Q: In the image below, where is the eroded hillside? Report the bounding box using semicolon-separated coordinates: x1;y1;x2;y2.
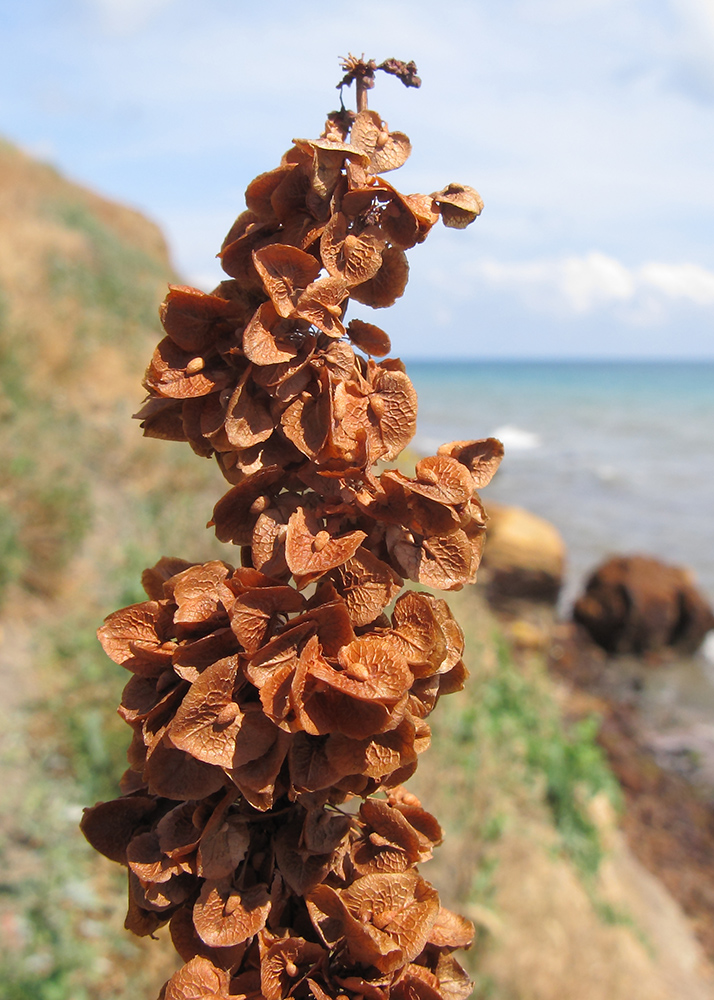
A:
0;140;712;1000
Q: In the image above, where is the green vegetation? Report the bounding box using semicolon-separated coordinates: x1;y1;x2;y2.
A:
0;591;185;998
0;355;90;601
486;635;621;878
415;598;628;989
427;613;621;880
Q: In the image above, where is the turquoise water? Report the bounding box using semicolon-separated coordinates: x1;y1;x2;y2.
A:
406;361;714;609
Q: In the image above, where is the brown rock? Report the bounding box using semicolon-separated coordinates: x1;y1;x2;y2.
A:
573;555;714;656
479;503;565;604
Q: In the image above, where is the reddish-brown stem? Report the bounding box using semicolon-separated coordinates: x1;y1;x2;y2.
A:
356;75;369;112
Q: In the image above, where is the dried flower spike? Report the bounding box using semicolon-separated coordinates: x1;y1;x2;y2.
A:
84;59;499;1000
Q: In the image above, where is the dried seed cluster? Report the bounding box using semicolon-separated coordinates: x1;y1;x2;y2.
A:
82;65;500;1000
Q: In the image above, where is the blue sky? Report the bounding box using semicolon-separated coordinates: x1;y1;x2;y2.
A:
2;0;713;357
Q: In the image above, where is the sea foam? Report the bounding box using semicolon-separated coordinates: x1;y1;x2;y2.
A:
491;425;541;451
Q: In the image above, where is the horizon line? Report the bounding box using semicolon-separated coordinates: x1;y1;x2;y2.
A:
399;355;714;364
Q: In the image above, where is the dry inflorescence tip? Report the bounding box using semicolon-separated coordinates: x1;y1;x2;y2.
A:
81;57;501;1000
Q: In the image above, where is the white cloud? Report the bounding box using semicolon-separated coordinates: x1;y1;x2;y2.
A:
468;252;714;321
640;261;714;304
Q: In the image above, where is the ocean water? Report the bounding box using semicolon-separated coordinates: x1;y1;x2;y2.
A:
406;361;714;611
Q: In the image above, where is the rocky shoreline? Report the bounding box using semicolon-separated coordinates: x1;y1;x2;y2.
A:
479;500;714;963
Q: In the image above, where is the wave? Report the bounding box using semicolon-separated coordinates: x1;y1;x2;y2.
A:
702;632;714;670
491;425;541;451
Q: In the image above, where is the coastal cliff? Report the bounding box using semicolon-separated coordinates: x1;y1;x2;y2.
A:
0;140;711;999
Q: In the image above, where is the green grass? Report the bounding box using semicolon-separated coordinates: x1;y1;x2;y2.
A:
488;636;621;878
431;620;621;880
42;615;130;804
417;600;627;969
0;381;93;601
0;595;180;999
411;603;637;991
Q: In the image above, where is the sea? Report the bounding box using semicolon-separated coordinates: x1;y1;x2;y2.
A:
406;360;714;614
408;360;714;771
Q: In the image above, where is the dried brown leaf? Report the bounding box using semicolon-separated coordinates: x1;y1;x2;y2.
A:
428;907;475;949
436;437;504;488
388;529;476;591
126;829;188;885
170;561;234;631
218;216;279;289
193;881;271;948
223;373;275;449
80;796;158;864
167;657;242;768
367;363;418;462
171;628;240;683
253;245;321;318
210;467;283;545
281;380;332;461
433;954;474;1000
135;396;187;443
245;165;295;221
271;166;311;223
160;285;247;353
327;718;418;782
224;710;290;808
142;558;197;601
285;506;366;578
294;275;349;338
242;301;305;366
144;338;230;400
390;591;447;677
432;183;484;229
259;933;327;1000
156;801;204;860
197;814;250;881
332;547;403;627
169;907;247;969
230;585;305;653
351;246;409;309
98;601;175;670
350;110;412;173
320;213;386;286
288;732;355;793
144;736;227;801
347;318;391;357
411;456;475;505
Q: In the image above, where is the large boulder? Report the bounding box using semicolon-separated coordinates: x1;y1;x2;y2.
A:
479;503;566;604
573;555;714;656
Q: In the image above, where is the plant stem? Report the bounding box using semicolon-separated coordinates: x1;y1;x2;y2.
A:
356;75;369;112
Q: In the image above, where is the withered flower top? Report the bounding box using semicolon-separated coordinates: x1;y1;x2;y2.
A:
136;87;483;487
